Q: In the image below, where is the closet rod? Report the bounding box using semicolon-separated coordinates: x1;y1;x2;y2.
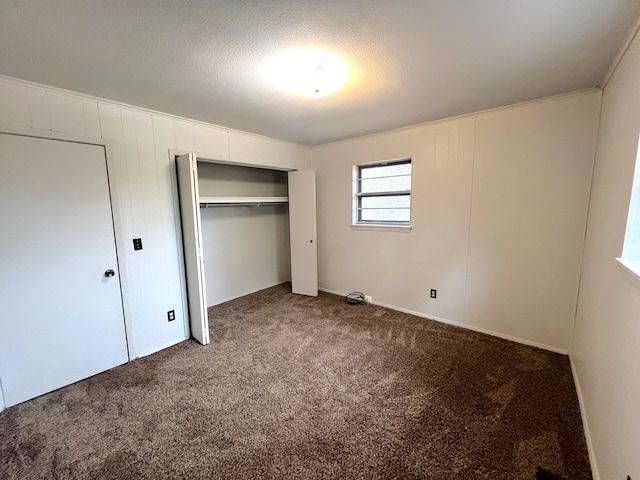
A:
198;196;289;208
200;202;288;208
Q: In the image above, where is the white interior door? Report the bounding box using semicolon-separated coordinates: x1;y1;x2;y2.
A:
288;170;318;296
176;153;209;345
0;133;129;408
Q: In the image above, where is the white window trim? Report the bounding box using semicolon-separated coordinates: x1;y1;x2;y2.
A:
351;224;412;232
616;257;640;284
352;157;412;228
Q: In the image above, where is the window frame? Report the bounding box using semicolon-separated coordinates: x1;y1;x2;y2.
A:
353;157;412;227
617;133;640;280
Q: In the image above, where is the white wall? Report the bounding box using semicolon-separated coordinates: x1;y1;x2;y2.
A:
312;90;601;352
571;24;640;480
0;75;311;360
201;206;291;305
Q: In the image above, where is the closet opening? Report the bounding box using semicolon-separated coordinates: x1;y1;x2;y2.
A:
175;153;317;346
198;161;292;307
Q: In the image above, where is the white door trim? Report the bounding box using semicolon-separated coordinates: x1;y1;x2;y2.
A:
168;148;298;339
168;149;192;340
0;123;136;359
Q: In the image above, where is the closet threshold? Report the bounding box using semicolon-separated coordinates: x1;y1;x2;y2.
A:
199;196;289;207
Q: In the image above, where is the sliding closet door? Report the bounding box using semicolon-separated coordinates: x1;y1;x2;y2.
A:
288;170;318;296
176;153;209;345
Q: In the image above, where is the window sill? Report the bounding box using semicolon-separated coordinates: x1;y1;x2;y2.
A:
351;224;412;233
615;257;640;283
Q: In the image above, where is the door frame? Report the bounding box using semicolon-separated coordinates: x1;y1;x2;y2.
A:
168;148;296;339
0;124;134;359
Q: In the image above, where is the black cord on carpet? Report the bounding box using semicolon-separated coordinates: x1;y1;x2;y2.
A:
344;292;367;305
536;467;566;480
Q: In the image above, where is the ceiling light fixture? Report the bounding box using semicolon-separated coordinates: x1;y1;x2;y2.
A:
271;52;349;99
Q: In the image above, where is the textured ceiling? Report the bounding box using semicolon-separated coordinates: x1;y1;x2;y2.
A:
1;1;639;146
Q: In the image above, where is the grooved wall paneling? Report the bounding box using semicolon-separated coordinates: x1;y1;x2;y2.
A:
0;76;311;358
312;91;600;351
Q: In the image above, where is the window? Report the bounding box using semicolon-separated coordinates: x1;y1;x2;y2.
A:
618;133;640;278
622;134;640;260
354;158;412;226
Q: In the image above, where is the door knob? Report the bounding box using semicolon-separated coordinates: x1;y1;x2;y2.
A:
104;269;115;277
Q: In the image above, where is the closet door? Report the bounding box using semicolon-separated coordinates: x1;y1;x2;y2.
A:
176;153;209;345
288;170;318;296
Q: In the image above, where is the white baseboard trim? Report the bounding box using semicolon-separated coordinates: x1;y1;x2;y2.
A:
207;280;291;308
569;354;600;480
137;336;189;358
319;287;569;355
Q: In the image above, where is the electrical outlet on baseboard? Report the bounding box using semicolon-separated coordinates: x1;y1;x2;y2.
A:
364;295;372;303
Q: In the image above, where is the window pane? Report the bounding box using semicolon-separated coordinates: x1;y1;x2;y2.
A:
360;208;410;223
360;162;411;179
623;138;640;259
355;159;412;226
360;176;410;193
361;195;410;209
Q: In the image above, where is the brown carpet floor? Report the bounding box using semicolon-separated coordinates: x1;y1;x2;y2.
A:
1;284;591;479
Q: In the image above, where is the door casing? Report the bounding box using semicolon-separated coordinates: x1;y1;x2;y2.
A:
0;126;136;392
169;149;317;341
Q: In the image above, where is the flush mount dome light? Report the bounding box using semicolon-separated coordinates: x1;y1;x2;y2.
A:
273;52;348;99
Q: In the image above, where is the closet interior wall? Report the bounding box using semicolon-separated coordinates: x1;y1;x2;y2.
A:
197;161;291;306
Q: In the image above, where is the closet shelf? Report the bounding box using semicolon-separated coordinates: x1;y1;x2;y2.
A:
199;196;289;207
